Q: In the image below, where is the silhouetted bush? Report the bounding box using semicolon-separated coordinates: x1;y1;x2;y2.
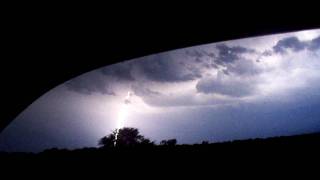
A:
201;141;209;145
98;127;154;148
160;139;177;146
98;133;116;148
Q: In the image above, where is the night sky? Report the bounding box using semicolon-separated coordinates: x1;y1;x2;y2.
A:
1;29;320;152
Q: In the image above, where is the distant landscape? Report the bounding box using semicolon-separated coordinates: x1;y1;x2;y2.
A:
1;127;320;163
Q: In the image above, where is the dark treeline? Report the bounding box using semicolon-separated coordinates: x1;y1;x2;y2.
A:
1;128;320;175
1;128;320;162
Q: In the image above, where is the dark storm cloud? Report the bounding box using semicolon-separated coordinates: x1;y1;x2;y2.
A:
262;50;273;56
185;49;216;59
131;84;161;97
256;50;273;62
65;72;116;95
308;36;320;50
196;74;255;97
134;53;202;82
215;44;255;65
191;44;263;97
185;49;205;58
273;37;307;54
101;62;135;81
67;42;262;97
66;41;264;97
66;52;204;95
186;44;256;66
208;44;260;76
185;49;217;70
102;52;204;83
194;35;320;98
224;59;262;76
185;44;257;73
257;36;320;60
70;36;319;97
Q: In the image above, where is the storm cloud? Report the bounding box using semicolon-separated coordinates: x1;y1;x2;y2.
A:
215;44;255;65
66;52;205;95
101;61;135;81
196;73;256;97
134;53;202;82
272;35;320;54
65;72;116;95
66;32;320;103
273;36;307;54
131;84;161;97
309;36;320;50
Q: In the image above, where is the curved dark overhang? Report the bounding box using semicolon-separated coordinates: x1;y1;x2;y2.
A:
1;13;319;133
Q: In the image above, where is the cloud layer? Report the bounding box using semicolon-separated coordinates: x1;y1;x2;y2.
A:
65;30;320;108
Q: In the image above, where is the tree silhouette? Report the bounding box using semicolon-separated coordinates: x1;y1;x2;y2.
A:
160;139;177;146
98;133;116;148
201;141;209;145
98;127;154;148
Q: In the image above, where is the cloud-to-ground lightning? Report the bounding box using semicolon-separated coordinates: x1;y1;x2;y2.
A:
114;91;132;146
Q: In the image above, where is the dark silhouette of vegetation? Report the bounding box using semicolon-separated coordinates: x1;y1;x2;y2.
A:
98;133;115;148
160;139;177;146
98;127;154;148
1;127;320;168
201;141;209;145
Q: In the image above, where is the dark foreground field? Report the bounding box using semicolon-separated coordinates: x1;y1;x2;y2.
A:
1;133;320;173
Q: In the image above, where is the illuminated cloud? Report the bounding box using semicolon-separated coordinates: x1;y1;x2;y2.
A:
196;72;257;97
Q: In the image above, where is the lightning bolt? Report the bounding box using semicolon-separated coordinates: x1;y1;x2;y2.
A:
114;91;131;146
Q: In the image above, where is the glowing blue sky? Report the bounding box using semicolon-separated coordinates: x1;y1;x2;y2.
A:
1;29;320;152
